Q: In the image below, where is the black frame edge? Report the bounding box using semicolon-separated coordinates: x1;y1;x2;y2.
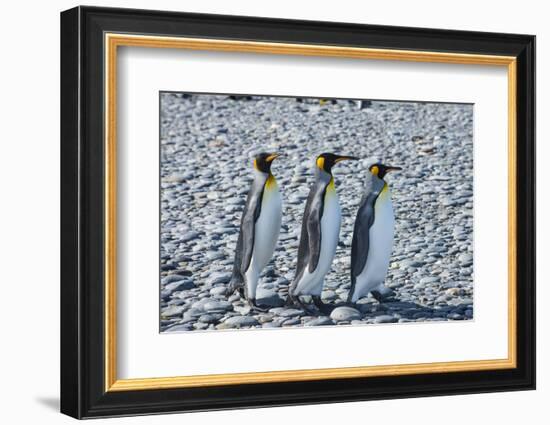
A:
515;35;536;391
60;6;82;419
60;6;536;419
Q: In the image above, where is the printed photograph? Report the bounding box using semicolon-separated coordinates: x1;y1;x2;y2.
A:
159;92;474;332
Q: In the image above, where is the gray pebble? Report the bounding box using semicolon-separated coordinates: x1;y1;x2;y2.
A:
419;276;440;285
207;272;232;285
161;305;185;318
202;300;233;313
330;306;362;322
218;316;259;329
374;315;398;324
164;279;195;293
210;286;228;296
306;316;334;326
164;324;192;332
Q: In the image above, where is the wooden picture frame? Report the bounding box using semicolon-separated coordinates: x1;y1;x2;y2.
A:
60;5;535;419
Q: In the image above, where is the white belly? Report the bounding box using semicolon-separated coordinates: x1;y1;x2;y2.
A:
295;188;341;296
245;182;282;297
351;188;394;302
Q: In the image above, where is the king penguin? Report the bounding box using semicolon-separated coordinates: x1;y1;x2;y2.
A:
289;153;358;312
348;163;401;304
229;152;282;310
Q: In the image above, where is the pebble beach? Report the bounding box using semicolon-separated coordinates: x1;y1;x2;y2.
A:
159;93;474;332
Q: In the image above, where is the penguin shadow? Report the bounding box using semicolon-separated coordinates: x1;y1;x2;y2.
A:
351;288;440;321
280;288;438;322
352;299;439;322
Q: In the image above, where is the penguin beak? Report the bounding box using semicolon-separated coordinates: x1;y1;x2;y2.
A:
266;153;280;162
334;155;359;163
386;166;402;172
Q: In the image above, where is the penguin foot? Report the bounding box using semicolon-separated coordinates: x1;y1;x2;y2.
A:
285;293;300;307
247;298;269;313
371;289;397;303
300;299;322;316
312;296;333;315
286;294;316;315
302;304;321;316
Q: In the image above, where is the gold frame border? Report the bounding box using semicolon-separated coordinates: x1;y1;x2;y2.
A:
104;33;518;392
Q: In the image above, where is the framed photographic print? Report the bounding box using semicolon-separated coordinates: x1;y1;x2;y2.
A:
60;6;535;419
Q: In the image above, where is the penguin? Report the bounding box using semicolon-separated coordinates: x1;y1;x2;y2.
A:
348;163;401;304
229;152;282;310
289;153;359;312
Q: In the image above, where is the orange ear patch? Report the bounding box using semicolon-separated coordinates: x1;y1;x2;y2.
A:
316;156;325;170
371;165;379;176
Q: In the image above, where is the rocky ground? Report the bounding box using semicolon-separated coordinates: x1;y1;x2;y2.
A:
159;93;474;332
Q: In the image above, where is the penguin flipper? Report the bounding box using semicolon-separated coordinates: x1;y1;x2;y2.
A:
306;203;322;273
290;201;313;295
233;180;265;279
290;179;327;295
306;182;328;273
229;228;245;294
241;191;263;273
349;191;379;301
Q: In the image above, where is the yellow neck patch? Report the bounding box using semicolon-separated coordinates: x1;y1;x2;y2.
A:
327;177;335;192
370;165;379;176
377;182;390;201
266;173;277;189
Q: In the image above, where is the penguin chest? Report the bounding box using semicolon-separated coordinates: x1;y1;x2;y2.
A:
354;187;395;299
250;181;282;271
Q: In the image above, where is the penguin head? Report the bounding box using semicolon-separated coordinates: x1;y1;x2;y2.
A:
369;163;402;179
253;152;280;174
316;153;359;174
